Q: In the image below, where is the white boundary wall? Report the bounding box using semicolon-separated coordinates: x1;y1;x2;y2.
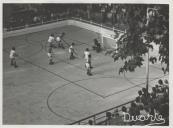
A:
68;20;115;37
3;20;70;38
3;19;115;39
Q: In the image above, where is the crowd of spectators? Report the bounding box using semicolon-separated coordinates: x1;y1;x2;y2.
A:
88;78;169;125
4;4;128;31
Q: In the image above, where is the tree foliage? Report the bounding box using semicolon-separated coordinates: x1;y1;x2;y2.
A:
106;4;169;74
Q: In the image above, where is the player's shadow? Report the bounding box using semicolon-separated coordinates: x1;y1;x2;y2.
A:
94;68;114;75
93;60;112;68
53;60;64;64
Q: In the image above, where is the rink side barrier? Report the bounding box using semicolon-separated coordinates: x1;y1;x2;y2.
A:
3;19;69;38
69;100;134;125
3;17;124;39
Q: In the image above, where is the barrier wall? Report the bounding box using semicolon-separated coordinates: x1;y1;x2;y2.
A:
3;20;70;38
68;20;115;38
3;19;115;39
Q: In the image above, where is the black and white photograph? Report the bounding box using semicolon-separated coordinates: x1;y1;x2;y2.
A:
1;0;172;126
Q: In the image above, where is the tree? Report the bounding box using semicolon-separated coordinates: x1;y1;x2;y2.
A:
106;4;169;75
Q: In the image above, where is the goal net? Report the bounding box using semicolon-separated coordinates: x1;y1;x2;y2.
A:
98;30;125;50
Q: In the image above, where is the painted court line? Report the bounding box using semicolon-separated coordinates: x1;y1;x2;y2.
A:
3;49;104;99
54;51;66;55
4;68;28;75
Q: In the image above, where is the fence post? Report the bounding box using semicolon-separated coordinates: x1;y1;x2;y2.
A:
93;116;96;124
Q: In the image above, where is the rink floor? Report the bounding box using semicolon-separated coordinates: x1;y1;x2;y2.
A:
3;25;168;124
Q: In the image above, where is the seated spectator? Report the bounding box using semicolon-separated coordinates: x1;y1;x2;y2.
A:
50;12;54;20
139;106;148;117
138;90;143;102
120;106;129;125
122;106;127;114
140;106;150;124
135;96;144;108
129;102;140;116
33;16;37;23
111;109;125;125
151;87;157;99
113;109;119;118
88;120;93;125
106;112;112;125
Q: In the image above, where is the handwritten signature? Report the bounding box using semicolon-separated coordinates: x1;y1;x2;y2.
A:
123;112;165;125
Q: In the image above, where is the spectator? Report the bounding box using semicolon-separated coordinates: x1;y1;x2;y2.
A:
138;90;143;102
135;96;144;108
164;79;168;85
129;102;140;116
155;84;161;93
88;120;93;125
151;87;157;99
158;79;163;86
113;109;119;117
106;112;112;125
92;38;101;52
141;88;148;106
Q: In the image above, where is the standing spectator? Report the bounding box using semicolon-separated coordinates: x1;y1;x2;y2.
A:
138;90;143;102
88;120;93;125
92;38;101;52
135;96;144;108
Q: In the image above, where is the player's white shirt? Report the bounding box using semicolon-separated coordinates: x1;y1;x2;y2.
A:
9;50;16;59
47;53;52;58
85;62;90;69
56;36;61;42
84;51;90;60
69;46;73;53
48;36;55;43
